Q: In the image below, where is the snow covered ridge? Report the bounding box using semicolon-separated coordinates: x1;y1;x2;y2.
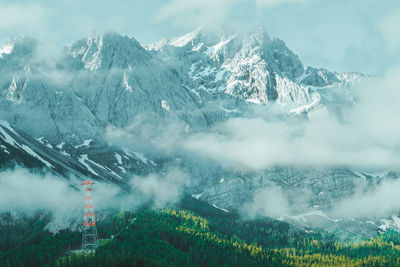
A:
0;28;391;235
0;26;362;144
169;28;202;47
0;120;53;168
0;43;13;58
146;26;361;109
0;120;158;188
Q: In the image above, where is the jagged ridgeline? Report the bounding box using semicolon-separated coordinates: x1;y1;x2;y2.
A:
1;25;399;266
0;26;363;194
0;26;359;143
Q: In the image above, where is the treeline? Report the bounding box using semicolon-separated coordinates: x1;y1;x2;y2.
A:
2;198;400;266
57;208;400;267
57;209;285;267
0;212;80;267
179;195;317;248
0;210;134;267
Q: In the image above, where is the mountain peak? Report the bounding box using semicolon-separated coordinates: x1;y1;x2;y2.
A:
169;27;203;47
146;24;271;52
68;30;146;71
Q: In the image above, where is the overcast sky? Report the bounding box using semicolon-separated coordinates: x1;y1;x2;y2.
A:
0;0;399;74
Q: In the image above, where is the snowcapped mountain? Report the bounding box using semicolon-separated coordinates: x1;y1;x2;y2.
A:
0;30;252;144
0;27;359;143
1;26;384;234
146;26;360;113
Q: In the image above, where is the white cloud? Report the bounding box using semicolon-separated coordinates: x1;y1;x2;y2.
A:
256;0;311;7
0;168;80;214
0;3;48;34
377;11;400;53
241;186;291;218
0;2;125;48
154;0;241;27
182;68;400;171
0;167;188;231
154;0;311;28
130;168;188;208
331;177;400;218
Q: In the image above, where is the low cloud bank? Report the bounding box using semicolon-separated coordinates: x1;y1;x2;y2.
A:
241;186;291;218
330;177;400;219
0;167;188;230
239;175;400;220
103;68;400;222
0;168;81;214
183;68;400;172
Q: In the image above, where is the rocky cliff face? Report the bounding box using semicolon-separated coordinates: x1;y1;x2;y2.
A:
0;27;359;142
1;27;387;234
147;26;359;110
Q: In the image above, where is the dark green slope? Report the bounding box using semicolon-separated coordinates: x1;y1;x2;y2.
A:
2;198;400;267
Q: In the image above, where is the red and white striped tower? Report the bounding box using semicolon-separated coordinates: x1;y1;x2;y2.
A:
81;181;99;250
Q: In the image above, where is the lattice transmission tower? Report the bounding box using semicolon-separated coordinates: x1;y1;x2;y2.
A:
81;181;99;251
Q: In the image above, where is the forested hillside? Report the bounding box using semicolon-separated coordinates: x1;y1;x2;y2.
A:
1;198;400;266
